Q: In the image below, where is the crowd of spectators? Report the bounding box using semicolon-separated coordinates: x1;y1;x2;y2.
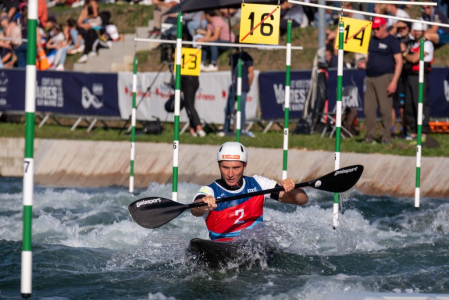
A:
317;1;448;144
0;0;123;70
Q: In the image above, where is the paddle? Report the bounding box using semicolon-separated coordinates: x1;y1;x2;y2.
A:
128;165;364;229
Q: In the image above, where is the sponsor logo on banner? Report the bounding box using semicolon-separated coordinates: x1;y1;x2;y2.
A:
0;72;8;106
81;86;103;109
273;79;310;111
194;86;220;101
124;85;151;98
342;86;362;110
444;80;449;102
36;77;64;107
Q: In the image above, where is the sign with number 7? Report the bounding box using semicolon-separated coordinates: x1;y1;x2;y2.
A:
335;17;372;54
239;3;280;45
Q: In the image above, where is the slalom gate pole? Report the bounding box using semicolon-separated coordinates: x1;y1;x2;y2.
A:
415;38;424;208
129;56;137;194
282;20;292;180
333;21;344;229
236;58;242;142
21;0;38;297
172;12;182;202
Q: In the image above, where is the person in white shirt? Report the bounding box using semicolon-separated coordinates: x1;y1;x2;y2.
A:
386;4;410;35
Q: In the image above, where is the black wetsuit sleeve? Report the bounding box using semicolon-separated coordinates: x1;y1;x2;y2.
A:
270;184;282;200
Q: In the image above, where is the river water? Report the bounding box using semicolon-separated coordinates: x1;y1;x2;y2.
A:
1;177;449;299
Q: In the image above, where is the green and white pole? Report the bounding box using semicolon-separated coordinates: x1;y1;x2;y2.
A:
333;21;344;229
236;58;242;142
282;20;292;180
22;0;38;297
129;56;137;194
415;37;424;209
172;12;182;202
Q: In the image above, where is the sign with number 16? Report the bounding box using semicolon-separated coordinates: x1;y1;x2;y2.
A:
239;3;280;45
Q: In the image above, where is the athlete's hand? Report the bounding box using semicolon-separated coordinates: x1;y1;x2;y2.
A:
279;178;295;197
202;195;217;211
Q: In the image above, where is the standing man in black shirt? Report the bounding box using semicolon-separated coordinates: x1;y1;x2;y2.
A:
364;17;403;144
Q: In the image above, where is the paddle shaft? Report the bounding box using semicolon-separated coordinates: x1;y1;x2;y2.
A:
187;182;308;209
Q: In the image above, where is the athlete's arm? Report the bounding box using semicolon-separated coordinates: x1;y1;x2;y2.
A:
278;178;309;205
191;195;217;217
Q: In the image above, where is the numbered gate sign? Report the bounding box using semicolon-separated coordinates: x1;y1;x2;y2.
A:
239;3;280;45
174;48;202;76
335;17;372;54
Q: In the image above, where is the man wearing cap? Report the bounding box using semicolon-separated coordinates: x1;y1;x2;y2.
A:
191;142;308;241
364;17;403;144
403;22;434;142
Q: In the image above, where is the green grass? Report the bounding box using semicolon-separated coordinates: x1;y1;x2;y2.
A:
2;120;449;157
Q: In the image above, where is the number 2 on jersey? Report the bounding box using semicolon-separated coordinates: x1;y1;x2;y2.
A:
235;209;245;224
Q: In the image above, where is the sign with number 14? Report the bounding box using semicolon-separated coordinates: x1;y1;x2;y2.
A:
335;17;372;54
239;3;280;45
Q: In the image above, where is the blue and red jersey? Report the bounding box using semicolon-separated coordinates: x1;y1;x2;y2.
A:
194;175;277;241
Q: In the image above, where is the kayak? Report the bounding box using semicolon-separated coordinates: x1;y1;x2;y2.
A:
188;238;248;269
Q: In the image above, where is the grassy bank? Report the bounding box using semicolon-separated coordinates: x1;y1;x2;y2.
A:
1;119;448;157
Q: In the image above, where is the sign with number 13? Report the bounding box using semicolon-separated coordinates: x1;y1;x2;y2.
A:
174;48;202;76
239;3;280;45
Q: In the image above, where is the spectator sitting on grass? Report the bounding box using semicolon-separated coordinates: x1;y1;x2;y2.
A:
65;18;85;54
45;23;66;69
0;37;16;68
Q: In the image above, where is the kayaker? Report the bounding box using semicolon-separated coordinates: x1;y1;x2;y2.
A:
191;142;309;241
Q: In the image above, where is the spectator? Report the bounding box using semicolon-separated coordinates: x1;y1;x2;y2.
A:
185;11;206;40
373;3;387;15
325;44;338;68
92;18;124;53
38;0;48;28
218;46;254;137
421;5;449;47
149;0;179;35
45;23;66;68
404;22;434;142
0;38;15;68
364;17;402;144
197;10;235;72
181;74;206;137
76;27;98;63
280;3;307;35
392;21;413;137
385;4;410;35
12;3;27;67
4;0;20;20
65;18;85;54
77;0;101;30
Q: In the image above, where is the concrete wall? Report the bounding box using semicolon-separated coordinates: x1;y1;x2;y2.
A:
1;137;448;198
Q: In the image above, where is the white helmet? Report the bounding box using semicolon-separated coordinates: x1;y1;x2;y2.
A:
217;142;247;162
412;22;428;32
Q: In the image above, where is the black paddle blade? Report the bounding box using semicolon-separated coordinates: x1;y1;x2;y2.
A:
307;165;364;193
128;197;188;229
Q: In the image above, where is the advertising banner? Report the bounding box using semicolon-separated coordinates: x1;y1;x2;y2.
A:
259;67;449;120
117;70;260;124
0;69;120;116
